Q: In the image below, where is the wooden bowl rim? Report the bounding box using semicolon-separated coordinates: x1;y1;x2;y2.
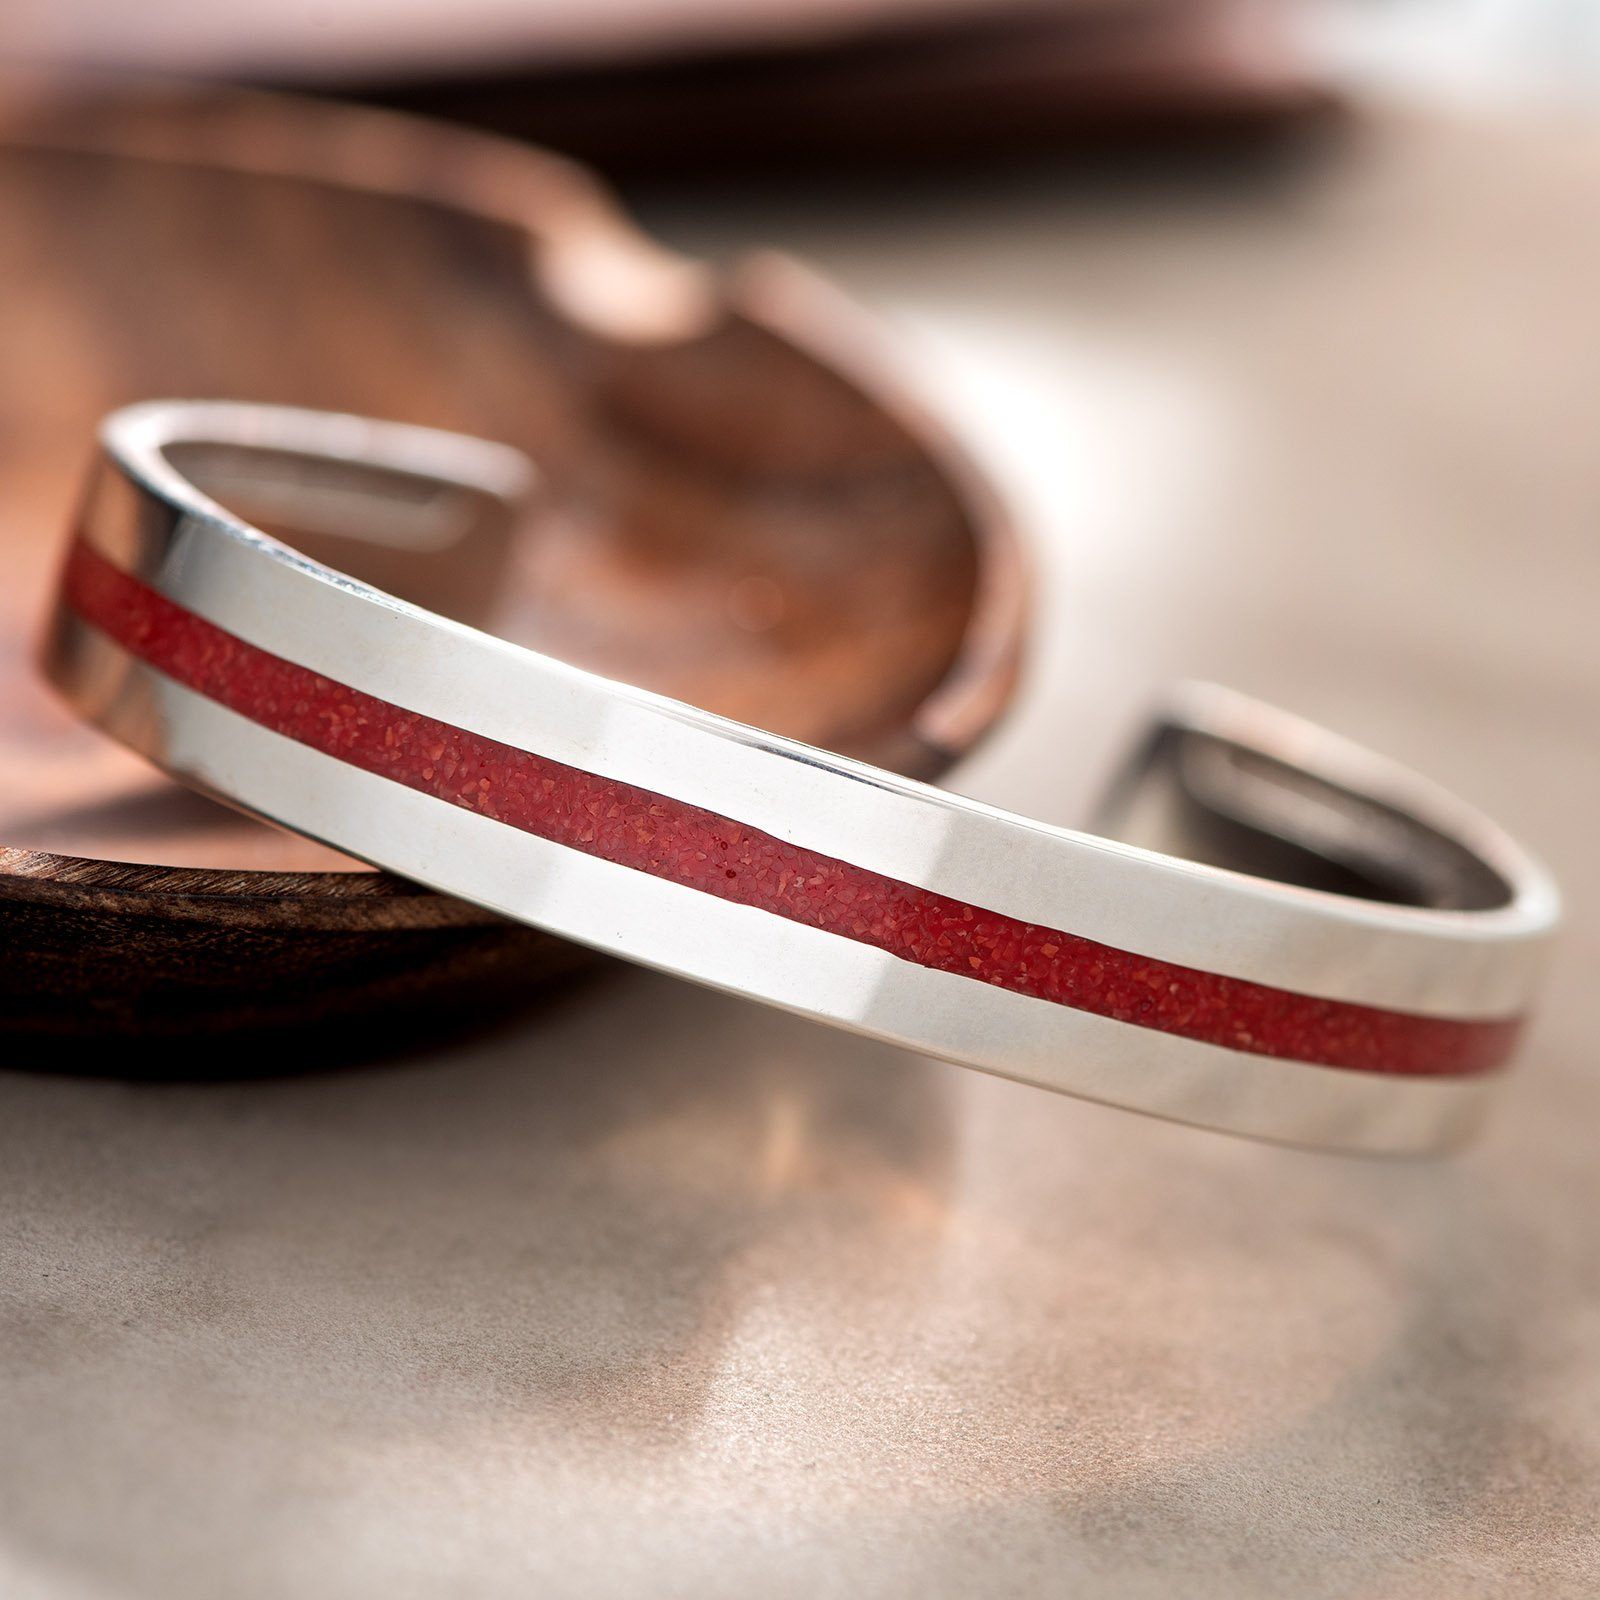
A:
0;80;1027;927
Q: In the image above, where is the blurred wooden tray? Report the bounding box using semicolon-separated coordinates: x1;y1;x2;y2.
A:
0;78;1024;1061
2;0;1331;176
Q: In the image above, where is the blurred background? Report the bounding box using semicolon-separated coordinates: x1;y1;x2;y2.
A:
2;4;1598;1598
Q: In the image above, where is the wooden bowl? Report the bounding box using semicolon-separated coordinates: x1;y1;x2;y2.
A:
0;78;1024;1062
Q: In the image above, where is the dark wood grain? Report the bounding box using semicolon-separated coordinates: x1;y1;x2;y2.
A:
354;0;1334;178
0;77;1024;1060
1;0;1331;176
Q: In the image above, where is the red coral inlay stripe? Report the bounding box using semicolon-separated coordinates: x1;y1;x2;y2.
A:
62;537;1520;1076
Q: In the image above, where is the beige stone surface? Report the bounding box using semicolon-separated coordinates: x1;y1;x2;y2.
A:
3;110;1599;1596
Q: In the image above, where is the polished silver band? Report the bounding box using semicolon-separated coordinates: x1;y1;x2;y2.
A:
44;402;1560;1153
